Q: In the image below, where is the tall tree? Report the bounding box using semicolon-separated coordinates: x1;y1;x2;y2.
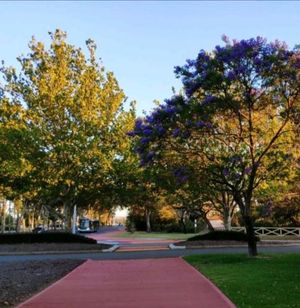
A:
131;37;300;256
0;29;135;229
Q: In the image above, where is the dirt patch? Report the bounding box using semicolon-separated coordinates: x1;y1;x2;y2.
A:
0;259;84;307
0;243;111;253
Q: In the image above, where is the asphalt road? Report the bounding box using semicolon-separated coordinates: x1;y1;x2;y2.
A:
1;245;300;263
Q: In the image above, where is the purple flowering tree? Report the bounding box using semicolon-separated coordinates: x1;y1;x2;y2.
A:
131;37;300;256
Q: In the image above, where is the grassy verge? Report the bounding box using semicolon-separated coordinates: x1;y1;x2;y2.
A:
112;231;197;240
185;254;300;308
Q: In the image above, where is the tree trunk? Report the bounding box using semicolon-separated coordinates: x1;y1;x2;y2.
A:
63;201;72;230
145;208;151;233
205;217;214;232
1;200;6;233
178;210;187;233
200;212;214;232
223;210;231;231
244;215;257;256
16;216;21;233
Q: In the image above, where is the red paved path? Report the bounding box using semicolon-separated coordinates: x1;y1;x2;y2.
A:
18;258;235;308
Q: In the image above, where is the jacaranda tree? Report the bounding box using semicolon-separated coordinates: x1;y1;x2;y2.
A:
131;37;300;256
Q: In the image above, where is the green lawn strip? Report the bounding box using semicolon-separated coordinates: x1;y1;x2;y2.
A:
112;231;197;240
185;254;300;308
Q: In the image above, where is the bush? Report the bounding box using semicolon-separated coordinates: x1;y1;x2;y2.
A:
0;232;97;244
187;230;260;242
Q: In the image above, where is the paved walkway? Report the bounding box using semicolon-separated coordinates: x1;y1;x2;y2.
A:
18;258;235;308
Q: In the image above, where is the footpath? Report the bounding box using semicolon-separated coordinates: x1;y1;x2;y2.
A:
18;257;235;308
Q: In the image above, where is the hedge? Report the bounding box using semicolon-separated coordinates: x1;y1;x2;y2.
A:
187;230;260;242
0;232;97;244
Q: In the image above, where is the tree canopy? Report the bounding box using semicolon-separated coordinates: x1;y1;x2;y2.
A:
130;37;300;255
0;29;135;228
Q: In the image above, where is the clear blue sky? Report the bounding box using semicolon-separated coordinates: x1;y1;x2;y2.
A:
1;1;300;114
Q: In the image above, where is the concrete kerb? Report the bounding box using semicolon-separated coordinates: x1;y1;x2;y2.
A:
96;240;120;252
101;244;120;252
169;243;186;250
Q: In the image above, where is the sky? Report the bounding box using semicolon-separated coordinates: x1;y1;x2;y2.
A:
1;1;300;115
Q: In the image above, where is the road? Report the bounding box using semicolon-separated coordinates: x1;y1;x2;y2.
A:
1;245;300;263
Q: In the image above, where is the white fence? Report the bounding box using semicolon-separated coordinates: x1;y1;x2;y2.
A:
231;227;300;237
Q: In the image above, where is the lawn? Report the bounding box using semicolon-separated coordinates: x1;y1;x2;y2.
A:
185;254;300;308
112;231;198;240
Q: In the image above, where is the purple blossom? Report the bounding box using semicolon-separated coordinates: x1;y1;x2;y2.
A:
202;95;216;106
205;122;214;129
165;106;177;115
185;120;193;126
146;115;155;123
221;34;230;44
195;121;205;128
226;71;235;81
293;60;300;69
172;128;181;137
173;167;189;184
244;167;252;175
143;128;152;136
195;121;213;129
139;159;146;167
140;137;150;145
134;118;144;131
156;126;166;136
177;175;188;183
223;168;230;177
126;131;136;137
146;151;155;160
253;56;262;66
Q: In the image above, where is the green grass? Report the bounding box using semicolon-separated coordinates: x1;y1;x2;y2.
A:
185;254;300;308
112;231;197;240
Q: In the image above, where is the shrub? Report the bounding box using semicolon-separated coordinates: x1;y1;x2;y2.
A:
187;230;260;242
0;232;97;244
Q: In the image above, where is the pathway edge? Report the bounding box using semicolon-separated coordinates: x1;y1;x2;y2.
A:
179;257;236;308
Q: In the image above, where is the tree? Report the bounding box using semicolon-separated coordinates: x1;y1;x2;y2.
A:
0;29;135;230
131;37;300;256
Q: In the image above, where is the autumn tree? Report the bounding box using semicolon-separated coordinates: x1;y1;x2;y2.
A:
0;29;135;229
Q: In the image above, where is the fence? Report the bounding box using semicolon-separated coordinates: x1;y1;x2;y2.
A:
231;227;300;237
